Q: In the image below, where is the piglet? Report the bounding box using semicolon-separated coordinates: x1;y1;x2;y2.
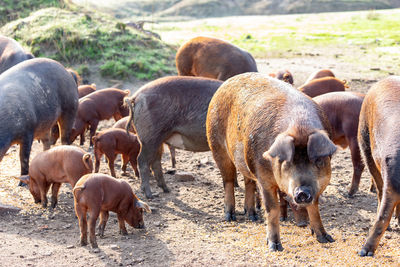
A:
73;173;151;248
19;145;93;208
298;76;348;97
92;128;140;177
303;69;335;85
78;84;97;98
70;88;130;146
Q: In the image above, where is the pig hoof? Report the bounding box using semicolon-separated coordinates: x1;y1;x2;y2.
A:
268;241;283;252
279;216;287;222
296;221;308;227
162;187;170;193
316;233;335;243
91;243;98;249
224;212;236;222
121;172;128;177
18;181;28;187
348;190;357;198
248;214;258;222
359;247;374;257
120;229;128;236
79;240;88;247
165;169;176;175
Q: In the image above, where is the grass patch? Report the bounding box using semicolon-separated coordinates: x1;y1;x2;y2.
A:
0;7;176;80
153;9;400;59
0;0;64;26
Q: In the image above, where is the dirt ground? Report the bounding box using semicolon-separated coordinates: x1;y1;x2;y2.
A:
1;48;400;266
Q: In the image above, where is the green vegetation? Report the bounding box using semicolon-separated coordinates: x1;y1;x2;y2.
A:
154;9;400;59
0;8;176;80
0;0;64;26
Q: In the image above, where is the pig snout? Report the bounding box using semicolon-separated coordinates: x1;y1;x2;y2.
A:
294;186;313;204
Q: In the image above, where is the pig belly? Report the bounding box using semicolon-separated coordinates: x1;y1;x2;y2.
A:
165;133;209;152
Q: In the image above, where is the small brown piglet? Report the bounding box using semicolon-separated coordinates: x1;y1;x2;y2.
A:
92;128;140;177
268;69;294;85
19;145;93;208
78;84;97;98
113;116;177;169
303;69;335;84
298;76;348;97
73;173;151;248
70;88;130;146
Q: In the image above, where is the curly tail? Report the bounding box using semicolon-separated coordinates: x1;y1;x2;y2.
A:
124;97;136;135
342;79;349;88
73;185;86;201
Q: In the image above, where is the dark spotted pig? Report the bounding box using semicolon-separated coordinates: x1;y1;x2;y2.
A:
0;58;78;178
125;76;223;198
206;72;336;251
0;35;33;74
358;76;400;256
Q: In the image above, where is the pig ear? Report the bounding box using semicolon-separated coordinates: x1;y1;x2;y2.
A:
307;130;337;162
136;200;151;213
263;134;294;162
18;175;30;184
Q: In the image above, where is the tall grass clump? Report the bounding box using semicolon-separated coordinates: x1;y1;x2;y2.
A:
1;8;176;80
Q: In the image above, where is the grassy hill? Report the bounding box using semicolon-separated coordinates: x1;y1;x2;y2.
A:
71;0;400;20
0;7;176;81
0;0;64;26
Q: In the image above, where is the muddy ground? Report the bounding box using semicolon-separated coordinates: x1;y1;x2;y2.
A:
1;50;400;266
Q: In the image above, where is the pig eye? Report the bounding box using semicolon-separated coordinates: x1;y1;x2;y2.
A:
315;157;325;168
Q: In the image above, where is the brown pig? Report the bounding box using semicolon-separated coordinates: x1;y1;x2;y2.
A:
206;72;336;251
92;128;140;178
73;173;151;248
78;84;96;98
125;76;223;198
268;69;294;85
19;145;93;208
314;92;365;197
113;116;177;169
298;76;348;97
304;69;335;84
357;76;400;257
175;36;258;81
70;88;130;146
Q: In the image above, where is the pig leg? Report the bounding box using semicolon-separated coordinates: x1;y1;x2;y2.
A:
359;191;396;256
37;180;50;208
128;153;140;178
19;134;34;176
94;149;103;173
244;177;257;221
395;204;400;225
167;145;176;169
347;137;365;197
151;147;170;193
88;120;99;147
121;153;129;176
278;191;288;221
50;182;61;209
75;205;88;246
79;132;85;146
88;208;100;248
58;113;76;146
213;150;237;221
105;153;117;177
306;202;334;243
117;214;128;235
98;210;109;237
259;185;283;251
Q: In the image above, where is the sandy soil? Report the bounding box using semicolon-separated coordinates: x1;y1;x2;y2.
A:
1;50;399;266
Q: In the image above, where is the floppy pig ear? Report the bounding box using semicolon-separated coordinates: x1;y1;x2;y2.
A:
307;130;337;162
263;134;294;162
136;200;152;213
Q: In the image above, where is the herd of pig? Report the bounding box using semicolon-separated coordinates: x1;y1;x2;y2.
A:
0;34;399;257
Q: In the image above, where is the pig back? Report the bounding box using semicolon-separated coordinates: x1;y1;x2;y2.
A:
359;76;400;166
0;58;78;139
131;76;223;151
207;72;331;173
0;36;33;74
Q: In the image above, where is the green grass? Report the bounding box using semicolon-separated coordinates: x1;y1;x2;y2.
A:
0;0;64;26
153;9;400;59
0;8;176;80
